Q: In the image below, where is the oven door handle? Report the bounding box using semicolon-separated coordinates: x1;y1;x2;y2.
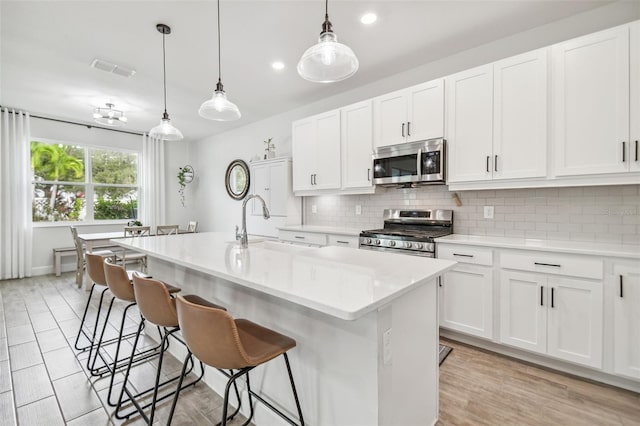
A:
417;148;422;178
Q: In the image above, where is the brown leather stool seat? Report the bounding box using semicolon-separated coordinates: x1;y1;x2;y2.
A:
90;259;181;409
114;276;220;424
169;295;304;426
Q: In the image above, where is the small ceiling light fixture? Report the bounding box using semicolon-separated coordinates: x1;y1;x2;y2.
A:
271;61;285;71
297;0;359;83
360;12;377;25
198;0;241;121
149;23;183;141
93;103;128;127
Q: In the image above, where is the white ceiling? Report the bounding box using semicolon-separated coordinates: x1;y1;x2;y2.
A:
0;0;612;141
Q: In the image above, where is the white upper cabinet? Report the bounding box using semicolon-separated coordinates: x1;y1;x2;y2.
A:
493;49;548;180
251;160;288;217
631;21;640;172
341;100;373;190
448;50;548;184
446;64;494;182
552;25;630;176
292;110;341;192
373;79;444;149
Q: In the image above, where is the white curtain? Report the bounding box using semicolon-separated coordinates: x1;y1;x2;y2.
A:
140;133;166;231
0;108;33;279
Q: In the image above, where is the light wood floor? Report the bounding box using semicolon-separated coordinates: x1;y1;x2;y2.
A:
1;273;639;425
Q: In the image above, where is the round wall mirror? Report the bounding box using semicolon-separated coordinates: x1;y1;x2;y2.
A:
225;159;250;200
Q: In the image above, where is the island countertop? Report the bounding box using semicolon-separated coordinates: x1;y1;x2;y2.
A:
114;231;455;320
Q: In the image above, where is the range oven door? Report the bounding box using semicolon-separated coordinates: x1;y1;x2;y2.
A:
373;138;445;186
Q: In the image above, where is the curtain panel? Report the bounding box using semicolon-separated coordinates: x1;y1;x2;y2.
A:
0;108;33;279
140;134;166;231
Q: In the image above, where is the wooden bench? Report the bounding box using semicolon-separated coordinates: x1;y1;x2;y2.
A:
53;244;123;276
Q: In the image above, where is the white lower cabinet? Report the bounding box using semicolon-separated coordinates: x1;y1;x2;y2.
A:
500;270;603;368
612;263;640;379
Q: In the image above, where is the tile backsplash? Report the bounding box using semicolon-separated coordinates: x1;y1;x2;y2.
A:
303;185;640;246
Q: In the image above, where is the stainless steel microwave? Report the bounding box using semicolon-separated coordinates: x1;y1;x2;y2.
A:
372;138;446;187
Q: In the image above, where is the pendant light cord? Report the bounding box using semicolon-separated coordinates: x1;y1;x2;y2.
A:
162;31;168;115
217;0;222;85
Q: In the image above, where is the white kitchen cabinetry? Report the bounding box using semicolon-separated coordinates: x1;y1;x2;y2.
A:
631;21;640;172
448;49;547;183
279;230;327;247
612;262;640;379
500;251;604;369
292;110;341;192
438;245;493;339
327;234;360;248
373;79;444;149
251;159;288;217
552;25;630;176
341;101;373;190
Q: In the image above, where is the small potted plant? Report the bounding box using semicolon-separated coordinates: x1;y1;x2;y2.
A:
263;138;275;159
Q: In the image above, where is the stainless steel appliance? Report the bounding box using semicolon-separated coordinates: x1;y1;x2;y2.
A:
372;138;446;187
359;209;453;257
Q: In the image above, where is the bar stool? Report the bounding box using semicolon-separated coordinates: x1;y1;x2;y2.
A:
115;275;219;423
95;259;180;406
169;295;305;426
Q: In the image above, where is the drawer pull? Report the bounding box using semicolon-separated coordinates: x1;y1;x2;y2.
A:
551;287;555;308
453;253;474;258
540;286;544;306
367;168;371;181
620;275;624;298
534;262;561;268
294;236;306;240
336;240;350;244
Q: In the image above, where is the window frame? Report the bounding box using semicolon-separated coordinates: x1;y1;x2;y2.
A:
31;137;141;227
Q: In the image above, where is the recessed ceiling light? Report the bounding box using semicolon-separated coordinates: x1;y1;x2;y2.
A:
271;61;285;71
360;13;377;25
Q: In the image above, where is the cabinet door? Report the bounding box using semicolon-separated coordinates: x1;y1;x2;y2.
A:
446;64;494;182
406;79;444;142
500;271;547;354
547;277;603;368
268;162;288;217
292;118;316;191
341;101;373;189
631;21;640;172
440;264;493;339
251;164;269;216
373;89;407;148
315;110;341;190
552;25;630;176
613;263;640;379
493;49;547;180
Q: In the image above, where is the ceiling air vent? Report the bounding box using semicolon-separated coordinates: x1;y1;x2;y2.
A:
90;58;136;78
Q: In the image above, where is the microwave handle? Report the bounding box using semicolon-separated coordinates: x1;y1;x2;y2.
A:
417;148;422;177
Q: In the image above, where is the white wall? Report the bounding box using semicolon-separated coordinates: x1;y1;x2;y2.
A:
187;2;640;235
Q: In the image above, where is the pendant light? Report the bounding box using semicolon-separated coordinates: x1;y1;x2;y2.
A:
297;0;359;83
149;24;183;141
198;0;241;121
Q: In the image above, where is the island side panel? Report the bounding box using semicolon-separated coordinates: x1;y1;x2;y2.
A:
378;278;439;426
149;257;381;426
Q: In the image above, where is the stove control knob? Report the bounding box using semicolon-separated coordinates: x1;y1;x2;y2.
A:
389;240;396;247
404;242;412;249
415;243;423;250
365;238;372;244
375;239;381;245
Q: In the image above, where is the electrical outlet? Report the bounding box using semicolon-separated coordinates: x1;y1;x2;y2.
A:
383;328;392;365
311;205;317;214
484;206;494;219
355;205;362;215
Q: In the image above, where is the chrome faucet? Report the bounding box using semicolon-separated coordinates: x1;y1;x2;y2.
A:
236;194;270;248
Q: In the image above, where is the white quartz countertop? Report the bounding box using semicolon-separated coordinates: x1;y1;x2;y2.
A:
277;225;362;236
114;232;455;321
437;234;640;259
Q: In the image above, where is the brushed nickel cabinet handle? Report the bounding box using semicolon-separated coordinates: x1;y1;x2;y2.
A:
294;236;306;240
336;240;349;244
367;168;371;181
402;123;405;138
407;121;411;136
534;262;561;268
453;253;474;258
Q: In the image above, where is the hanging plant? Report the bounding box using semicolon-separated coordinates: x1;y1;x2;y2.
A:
177;165;194;207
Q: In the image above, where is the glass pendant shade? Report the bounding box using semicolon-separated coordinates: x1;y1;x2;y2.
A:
199;89;241;121
149;116;183;141
298;32;359;83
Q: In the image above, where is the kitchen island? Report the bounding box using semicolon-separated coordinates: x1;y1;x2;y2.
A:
114;232;456;426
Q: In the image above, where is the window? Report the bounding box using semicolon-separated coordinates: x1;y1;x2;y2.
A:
31;140;139;223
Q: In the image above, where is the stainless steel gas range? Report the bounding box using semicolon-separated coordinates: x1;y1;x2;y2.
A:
359;209;453;257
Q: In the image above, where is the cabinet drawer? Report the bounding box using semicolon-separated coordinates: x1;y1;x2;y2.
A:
437;245;493;266
279;230;327;246
501;251;603;280
327;235;360;248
